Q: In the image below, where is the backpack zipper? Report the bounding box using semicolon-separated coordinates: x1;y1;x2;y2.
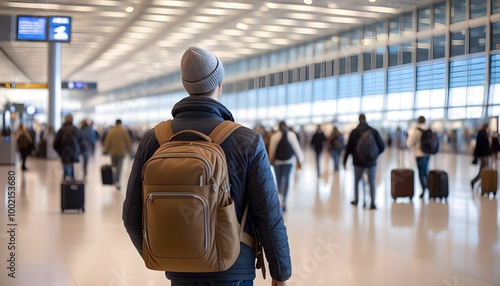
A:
147;153;212;185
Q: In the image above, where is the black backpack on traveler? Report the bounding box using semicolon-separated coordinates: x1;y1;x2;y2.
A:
275;130;295;160
418;127;439;154
356;129;380;164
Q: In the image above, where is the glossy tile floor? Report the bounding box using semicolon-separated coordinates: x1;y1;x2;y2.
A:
0;144;499;286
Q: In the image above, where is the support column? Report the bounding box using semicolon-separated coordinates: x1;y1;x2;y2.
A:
48;42;62;129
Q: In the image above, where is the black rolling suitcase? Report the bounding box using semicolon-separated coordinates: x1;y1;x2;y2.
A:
101;164;114;185
391;169;415;201
428;170;449;202
61;180;85;213
390;147;414;201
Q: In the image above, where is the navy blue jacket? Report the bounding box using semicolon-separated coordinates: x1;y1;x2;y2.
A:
122;96;291;282
343;122;385;167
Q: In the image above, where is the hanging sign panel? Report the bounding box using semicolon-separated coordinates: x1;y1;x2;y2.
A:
16;15;47;41
16;15;71;42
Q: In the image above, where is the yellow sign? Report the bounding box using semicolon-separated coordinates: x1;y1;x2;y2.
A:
0;83;48;89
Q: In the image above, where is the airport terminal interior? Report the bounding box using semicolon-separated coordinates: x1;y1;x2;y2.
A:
1;0;500;285
0;144;499;286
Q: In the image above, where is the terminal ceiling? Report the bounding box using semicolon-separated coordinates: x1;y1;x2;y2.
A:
0;0;433;95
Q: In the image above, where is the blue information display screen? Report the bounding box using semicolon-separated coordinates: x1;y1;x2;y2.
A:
17;16;47;41
48;16;71;42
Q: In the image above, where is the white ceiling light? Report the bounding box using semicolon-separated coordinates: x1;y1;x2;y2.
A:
304;0;313;4
237;23;249;30
369;0;376;2
152;0;194;8
125;6;134;13
212;2;253;9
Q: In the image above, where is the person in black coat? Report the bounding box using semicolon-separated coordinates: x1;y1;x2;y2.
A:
53;114;87;180
471;123;491;190
343;114;385;210
310;124;327;176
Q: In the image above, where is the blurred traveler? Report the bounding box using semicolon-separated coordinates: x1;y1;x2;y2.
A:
103;119;131;190
310;124;327;176
328;126;344;172
15;123;34;171
406;116;431;199
471;123;491;190
343;114;385;210
268;120;304;212
123;46;292;286
53;114;87;180
79;119;95;178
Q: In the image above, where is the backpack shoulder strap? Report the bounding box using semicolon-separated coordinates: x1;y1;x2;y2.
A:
153;120;174;145
208;121;241;144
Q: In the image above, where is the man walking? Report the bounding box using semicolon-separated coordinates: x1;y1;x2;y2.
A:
104;119;131;190
343;114;385;210
310;124;327;176
53;114;87;180
123;47;291;285
471;123;491;190
268;121;304;212
406;116;431;198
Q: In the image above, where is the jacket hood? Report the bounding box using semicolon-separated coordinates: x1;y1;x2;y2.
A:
171;96;234;121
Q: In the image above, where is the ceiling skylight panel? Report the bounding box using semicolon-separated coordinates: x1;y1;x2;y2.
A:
303;21;337;29
261;25;288;33
326;9;380;18
247;42;274;49
191;16;222;23
268;38;293;45
199;8;228;16
4;2;96;12
128;26;162;33
183;22;213;29
123;32;152;39
208;34;235;42
96;11;128;17
251;31;278;38
146;7;184;15
322;16;361;24
157;40;182;47
271;19;301;26
111;43;138;51
221;29;246;36
142;14;175;21
212;2;254;10
238;36;262;43
293;27;318;34
152;0;194;7
285;13;316;20
168;32;193;40
134;20;166;27
84;0;124;6
360;6;400;14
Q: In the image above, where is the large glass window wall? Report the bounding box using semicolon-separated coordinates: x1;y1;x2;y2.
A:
434;1;447;29
470;0;487;19
418;6;431;32
470;26;486;54
451;0;466;24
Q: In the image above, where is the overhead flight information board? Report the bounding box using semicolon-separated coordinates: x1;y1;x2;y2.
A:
16;15;47;41
16;15;71;42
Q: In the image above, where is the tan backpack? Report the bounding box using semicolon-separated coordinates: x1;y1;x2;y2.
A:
141;120;255;272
